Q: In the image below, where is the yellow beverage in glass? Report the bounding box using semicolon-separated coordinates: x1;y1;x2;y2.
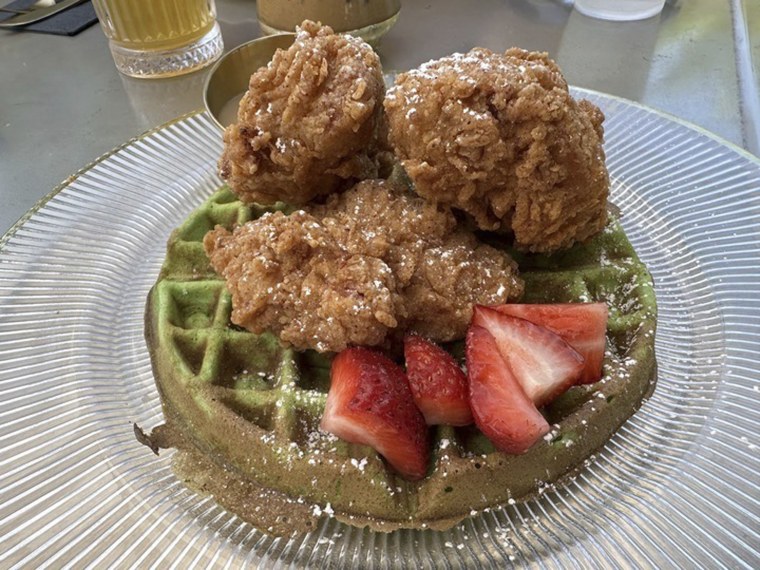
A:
92;0;223;78
257;0;400;45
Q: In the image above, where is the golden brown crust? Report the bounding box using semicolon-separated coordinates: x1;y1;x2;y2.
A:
204;209;404;352
384;47;609;252
219;21;386;206
403;235;524;340
204;180;523;352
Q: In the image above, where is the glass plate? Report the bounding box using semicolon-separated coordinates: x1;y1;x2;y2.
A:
1;90;759;568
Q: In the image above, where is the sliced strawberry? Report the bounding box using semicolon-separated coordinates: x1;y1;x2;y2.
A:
404;334;473;426
472;306;584;407
490;303;608;384
466;326;550;454
320;347;430;480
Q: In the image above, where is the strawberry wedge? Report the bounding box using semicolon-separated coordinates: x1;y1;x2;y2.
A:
404;334;473;426
320;347;430;480
466;326;550;454
490;303;608;384
472;306;584;407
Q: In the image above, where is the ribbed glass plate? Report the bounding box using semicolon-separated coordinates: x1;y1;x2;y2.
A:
1;91;759;568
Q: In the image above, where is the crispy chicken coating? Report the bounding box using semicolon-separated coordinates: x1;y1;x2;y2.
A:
205;209;403;352
204;180;523;352
384;48;609;253
219;21;386;206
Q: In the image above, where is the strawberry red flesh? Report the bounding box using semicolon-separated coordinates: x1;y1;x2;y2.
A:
404;334;473;426
320;347;430;480
490;302;608;384
472;306;584;407
466;326;550;454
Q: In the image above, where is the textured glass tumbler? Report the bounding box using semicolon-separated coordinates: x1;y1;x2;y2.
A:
92;0;224;79
574;0;666;21
257;0;400;45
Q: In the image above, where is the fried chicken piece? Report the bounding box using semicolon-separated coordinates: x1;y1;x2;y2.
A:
204;180;523;352
204;209;404;352
384;48;609;253
308;178;458;287
219;21;386;206
403;234;524;340
312;181;524;342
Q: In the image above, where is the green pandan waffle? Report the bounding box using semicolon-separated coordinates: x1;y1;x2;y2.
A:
144;185;656;532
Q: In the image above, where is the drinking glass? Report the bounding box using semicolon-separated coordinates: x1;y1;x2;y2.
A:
92;0;224;79
256;0;401;45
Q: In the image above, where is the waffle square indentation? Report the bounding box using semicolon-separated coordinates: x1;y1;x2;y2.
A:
211;331;283;390
161;281;224;330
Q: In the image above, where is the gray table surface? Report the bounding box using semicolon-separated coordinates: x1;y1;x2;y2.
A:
1;0;758;237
